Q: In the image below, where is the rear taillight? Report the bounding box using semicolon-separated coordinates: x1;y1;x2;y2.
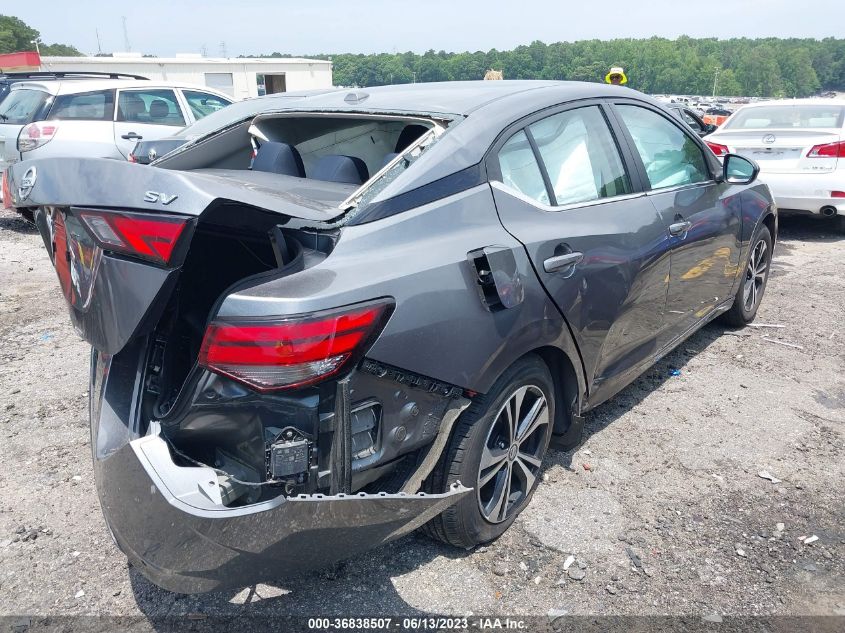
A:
807;140;845;158
198;301;392;391
18;121;59;152
78;209;189;265
832;191;845;198
705;141;729;157
1;169;11;209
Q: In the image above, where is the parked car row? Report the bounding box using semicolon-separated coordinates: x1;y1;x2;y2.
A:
704;99;845;233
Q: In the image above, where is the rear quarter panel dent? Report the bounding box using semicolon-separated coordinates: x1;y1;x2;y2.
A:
217;185;582;394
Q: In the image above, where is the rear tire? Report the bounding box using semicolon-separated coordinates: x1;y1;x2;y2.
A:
721;225;772;327
424;355;554;548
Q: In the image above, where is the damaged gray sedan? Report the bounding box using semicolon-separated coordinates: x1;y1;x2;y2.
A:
2;81;776;593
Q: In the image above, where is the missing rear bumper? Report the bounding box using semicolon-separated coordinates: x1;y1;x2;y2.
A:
97;429;470;593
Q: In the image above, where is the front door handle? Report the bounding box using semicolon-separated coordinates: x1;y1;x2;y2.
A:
121;132;142;140
544;251;583;273
668;221;692;236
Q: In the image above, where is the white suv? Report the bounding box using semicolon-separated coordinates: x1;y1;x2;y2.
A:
0;79;233;169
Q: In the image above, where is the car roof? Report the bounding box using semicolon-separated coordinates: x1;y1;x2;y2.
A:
10;79;231;97
247;80;643;117
737;98;845;108
312;81;661;207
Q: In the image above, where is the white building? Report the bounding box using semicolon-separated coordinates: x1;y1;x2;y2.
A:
39;54;333;100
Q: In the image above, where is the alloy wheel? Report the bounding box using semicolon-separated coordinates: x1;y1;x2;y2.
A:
742;238;769;312
477;384;549;524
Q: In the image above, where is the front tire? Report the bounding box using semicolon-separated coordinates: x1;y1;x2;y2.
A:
424;355;554;548
721;225;772;327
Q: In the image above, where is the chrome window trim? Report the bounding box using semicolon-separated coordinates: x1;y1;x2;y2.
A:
644;179;717;196
490;180;647;212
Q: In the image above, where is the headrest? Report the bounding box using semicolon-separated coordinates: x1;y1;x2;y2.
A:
252;141;306;177
148;99;169;120
311;155;369;185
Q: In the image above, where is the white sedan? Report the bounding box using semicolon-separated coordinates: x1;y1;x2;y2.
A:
704;99;844;233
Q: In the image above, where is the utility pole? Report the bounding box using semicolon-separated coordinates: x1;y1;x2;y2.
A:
121;16;131;52
31;38;40;56
95;29;103;55
712;67;720;98
220;41;228;58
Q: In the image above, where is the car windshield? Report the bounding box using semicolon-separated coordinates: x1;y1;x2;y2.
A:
724;105;845;130
0;88;49;124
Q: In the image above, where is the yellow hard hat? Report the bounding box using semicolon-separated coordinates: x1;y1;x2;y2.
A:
605;67;628;85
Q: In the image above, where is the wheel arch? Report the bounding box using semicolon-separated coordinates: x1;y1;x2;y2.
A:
761;209;777;251
517;345;583;438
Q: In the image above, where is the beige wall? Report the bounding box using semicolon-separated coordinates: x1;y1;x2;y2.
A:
40;57;333;100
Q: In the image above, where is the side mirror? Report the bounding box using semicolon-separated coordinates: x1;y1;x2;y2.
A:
723;153;759;185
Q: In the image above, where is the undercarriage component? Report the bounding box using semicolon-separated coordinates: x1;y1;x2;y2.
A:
350;401;380;459
215;449;261;505
329;376;352;494
400;396;470;493
268;439;310;479
265;421;313;489
106;428;471;593
359;359;465;398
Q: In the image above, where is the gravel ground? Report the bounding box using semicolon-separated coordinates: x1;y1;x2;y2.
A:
0;209;843;623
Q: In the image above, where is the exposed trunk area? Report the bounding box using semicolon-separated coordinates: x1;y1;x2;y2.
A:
142;202;336;417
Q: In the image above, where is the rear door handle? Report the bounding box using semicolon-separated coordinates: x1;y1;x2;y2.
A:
544;252;583;273
668;221;692;236
121;132;142;140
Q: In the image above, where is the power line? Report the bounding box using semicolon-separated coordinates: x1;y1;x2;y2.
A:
121;16;131;52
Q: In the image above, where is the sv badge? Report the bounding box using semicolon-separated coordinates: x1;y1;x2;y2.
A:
143;191;178;205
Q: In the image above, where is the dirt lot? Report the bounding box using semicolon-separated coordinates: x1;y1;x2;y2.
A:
0;209;843;624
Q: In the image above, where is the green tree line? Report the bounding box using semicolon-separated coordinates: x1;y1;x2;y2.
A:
0;15;82;58
261;36;845;97
3;12;842;97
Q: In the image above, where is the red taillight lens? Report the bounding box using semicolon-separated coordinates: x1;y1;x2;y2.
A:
1;169;11;210
199;302;392;391
18;122;58;152
78;209;189;265
807;141;845;158
831;191;845;198
706;141;729;157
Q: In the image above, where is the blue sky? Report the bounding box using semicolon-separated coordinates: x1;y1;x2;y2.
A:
13;0;844;57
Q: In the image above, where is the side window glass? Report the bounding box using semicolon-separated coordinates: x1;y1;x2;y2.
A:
49;90;114;121
528;106;631;206
682;111;703;133
117;89;186;127
617;105;710;189
497;130;549;205
182;90;232;120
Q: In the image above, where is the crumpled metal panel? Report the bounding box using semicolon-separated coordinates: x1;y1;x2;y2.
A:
97;433;469;593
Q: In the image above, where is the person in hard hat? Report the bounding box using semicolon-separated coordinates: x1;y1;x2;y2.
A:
605;67;628;85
